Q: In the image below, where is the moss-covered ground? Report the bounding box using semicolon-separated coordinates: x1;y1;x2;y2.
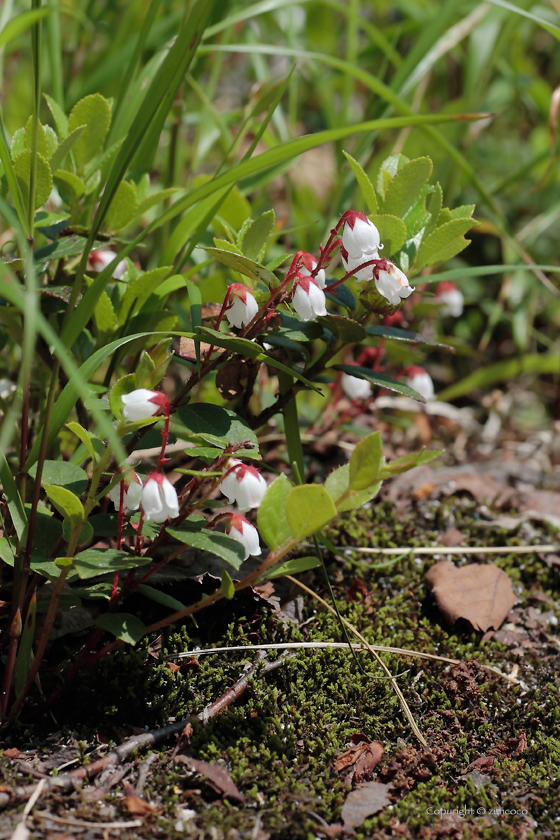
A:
1;493;559;839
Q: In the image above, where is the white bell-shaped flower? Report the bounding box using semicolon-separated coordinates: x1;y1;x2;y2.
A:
341;212;381;259
292;275;327;321
109;471;143;512
141;473;180;523
340;245;377;282
341;372;372;402
226;514;262;560
299;252;326;289
436;281;464;317
121;388;169;422
375;262;414;306
405;366;435;402
219;460;267;512
225;283;259;329
88;249;128;280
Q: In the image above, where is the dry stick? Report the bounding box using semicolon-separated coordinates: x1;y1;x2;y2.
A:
167;642;520;684
0;654;289;810
339;544;559;556
284;575;427;747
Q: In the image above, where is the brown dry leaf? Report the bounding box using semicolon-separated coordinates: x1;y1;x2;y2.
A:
216;360;253;400
176;756;244;802
123;795;161;816
3;748;20;758
426;561;516;632
439;527;465;547
172;336;213;362
354;742;384;784
341;782;392;828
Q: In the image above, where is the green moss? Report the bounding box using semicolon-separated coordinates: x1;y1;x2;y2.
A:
12;494;559;838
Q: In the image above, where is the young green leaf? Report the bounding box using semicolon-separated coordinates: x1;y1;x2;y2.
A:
238;209;275;261
14;150;52;209
267;555;321;580
44;485;85;525
49;125;85;171
378;448;443;479
104;179;138;232
349;432;383;492
382;156;433;218
95;613;146;645
68;93;112;167
325;464;382;513
220;567;236;599
285;485;337;540
343;150;378;213
415;218;479;270
257;474;295;550
368;214;407;256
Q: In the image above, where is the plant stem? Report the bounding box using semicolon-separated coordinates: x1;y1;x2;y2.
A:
9;567;70;718
28;0;43;239
277;370;305;483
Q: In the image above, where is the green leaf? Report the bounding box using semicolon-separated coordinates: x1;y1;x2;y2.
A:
177;403;259;456
44;93;68;138
136;584;186;612
285;485;337;540
136;187;179;217
415;218;479;270
438;354;560;402
167;527;246;570
382;157;433;218
53;169;85;201
403;184;434;239
257;474;294;550
318;314;365;344
95;613;146;645
0;448;27;540
0;8;51;51
44;484;85;525
378;448;443;479
33;234;99;270
220;567;235;599
86;277;117;339
74;548;151;579
49;125;86;172
349;432;383;492
118;267;172;325
68;93;112;167
29;460;88;494
369;214;407;257
205;246;278;287
239;209;275;261
14;594;36;696
325;464;382;513
343;150;378;213
104;179;138;232
10;127;25;159
134;351;156;388
66;424;105;465
331;365;426;401
13;150;52;209
366;325;454;351
376;153;409;199
24;116;49;160
268;555;321;581
109;374;136;418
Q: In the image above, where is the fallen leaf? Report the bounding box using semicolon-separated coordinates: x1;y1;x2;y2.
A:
354;742;384;784
439;527;464;547
123;795;161;816
179;722;193;751
175;756;244;802
341;782;392;828
426;561;516;632
172;336;213;362
3;748;20;759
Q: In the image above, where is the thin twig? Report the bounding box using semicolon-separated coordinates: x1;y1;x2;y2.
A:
337;544;559;556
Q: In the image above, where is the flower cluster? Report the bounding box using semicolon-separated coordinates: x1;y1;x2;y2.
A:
108;390;265;562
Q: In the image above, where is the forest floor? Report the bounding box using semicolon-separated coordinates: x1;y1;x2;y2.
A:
1;423;559;840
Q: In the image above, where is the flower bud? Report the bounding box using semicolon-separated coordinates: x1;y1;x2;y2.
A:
88;249;128;280
121;389;170;422
141;472;180;523
341;212;381;259
219;460;267;512
405;366;435;401
225;283;259;329
436;281;463;317
292;275;327;321
341;372;372;402
299;252;326;289
375;262;413;306
109;471;143;512
226;514;261;560
340;244;375;282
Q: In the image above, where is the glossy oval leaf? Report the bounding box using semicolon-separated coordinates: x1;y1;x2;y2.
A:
95;613;146;645
349;432;383;492
257;473;294;550
285;485;337;540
